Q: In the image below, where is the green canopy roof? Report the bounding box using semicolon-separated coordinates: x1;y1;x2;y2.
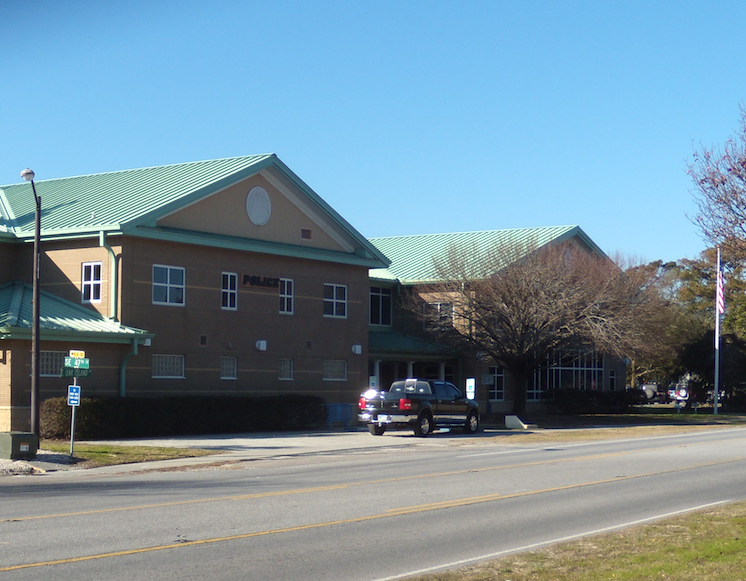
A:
0;282;151;343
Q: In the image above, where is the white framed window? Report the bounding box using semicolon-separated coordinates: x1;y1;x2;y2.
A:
323;283;347;318
82;262;102;303
221;356;237;380
222;272;238;310
279;358;294;380
40;351;67;377
532;348;603;400
488;365;505;401
153;265;185;306
609;369;617;391
370;286;392;326
323;360;347;381
425;302;453;329
279;278;294;314
152;354;185;378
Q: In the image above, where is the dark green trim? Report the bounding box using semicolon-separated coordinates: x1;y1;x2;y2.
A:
131;226;388;268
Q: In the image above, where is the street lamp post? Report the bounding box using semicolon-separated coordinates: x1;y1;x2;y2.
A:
21;168;41;440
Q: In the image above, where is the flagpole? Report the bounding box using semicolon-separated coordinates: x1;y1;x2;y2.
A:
714;247;722;415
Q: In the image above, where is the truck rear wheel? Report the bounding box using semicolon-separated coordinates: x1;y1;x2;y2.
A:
368;424;386;436
414;412;432;437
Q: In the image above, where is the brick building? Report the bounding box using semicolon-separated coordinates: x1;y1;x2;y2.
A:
366;226;628;413
0;155;388;431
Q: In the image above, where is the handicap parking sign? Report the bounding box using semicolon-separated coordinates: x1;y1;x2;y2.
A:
67;385;81;407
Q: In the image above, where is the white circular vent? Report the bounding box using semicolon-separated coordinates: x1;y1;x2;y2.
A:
246;186;271;226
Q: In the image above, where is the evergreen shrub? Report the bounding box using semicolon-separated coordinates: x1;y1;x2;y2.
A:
40;395;328;440
542;388;632;414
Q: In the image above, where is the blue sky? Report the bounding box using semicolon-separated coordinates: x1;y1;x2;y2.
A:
3;0;746;263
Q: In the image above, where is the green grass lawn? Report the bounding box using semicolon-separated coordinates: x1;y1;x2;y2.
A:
40;440;216;468
407;501;746;581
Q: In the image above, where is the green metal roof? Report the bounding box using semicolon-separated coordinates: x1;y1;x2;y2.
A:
369;225;605;284
0;282;151;343
0;155;273;236
0;155;389;268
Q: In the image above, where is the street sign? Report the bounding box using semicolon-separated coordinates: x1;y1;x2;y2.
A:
60;368;91;378
67;385;81;407
65;350;86;458
64;356;89;369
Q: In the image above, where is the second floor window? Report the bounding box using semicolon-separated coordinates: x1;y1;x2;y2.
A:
153;265;185;306
279;278;294;314
82;262;102;303
222;272;238;310
323;283;347;318
425;302;453;329
370;286;392;325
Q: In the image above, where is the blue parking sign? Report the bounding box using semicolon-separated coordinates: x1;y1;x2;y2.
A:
67;385;81;407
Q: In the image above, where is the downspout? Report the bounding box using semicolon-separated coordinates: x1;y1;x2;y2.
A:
101;231;131;396
119;338;139;398
99;231;120;322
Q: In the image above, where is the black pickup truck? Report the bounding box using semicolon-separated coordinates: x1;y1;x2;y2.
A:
358;378;480;437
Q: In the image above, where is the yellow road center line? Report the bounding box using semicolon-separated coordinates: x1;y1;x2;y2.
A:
4;436;745;524
2;456;742;573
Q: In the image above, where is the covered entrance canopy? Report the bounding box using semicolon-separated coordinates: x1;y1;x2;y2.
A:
0;282;152;431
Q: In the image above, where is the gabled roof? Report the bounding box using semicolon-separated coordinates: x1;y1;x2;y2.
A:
368;225;605;284
0;282;151;343
0;155;389;268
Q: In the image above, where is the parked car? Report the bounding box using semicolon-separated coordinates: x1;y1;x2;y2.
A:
640;384;658;402
707;390;726;403
670;387;689;403
358;378;480;437
626;387;647;405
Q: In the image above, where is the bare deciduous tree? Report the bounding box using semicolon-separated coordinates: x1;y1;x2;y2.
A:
690;107;746;257
406;241;667;414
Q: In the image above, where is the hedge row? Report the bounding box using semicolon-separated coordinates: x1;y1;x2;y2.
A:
542;388;635;414
40;395;329;440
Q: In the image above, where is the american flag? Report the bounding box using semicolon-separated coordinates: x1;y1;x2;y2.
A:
716;268;725;315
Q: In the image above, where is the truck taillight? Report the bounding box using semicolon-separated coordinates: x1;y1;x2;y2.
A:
399;398;412;410
358;397;367;410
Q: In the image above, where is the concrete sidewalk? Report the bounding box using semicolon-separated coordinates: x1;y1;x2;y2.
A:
4;428;430;478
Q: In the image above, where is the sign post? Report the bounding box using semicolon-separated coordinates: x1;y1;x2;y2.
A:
61;350;87;459
67;383;81;458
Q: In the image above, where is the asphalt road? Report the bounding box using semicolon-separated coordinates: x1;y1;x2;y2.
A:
2;427;746;580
